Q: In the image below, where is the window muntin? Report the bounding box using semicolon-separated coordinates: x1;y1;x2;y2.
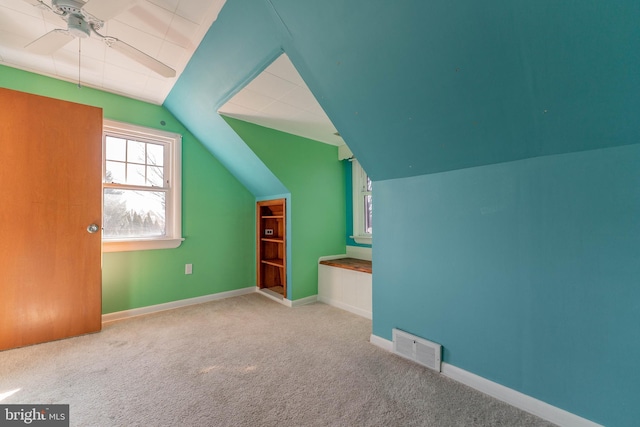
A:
102;120;183;252
105;136;165;187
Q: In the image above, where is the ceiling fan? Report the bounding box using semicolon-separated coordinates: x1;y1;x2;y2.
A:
23;0;176;78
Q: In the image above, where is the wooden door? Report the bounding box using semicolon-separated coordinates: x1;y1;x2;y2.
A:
0;88;103;351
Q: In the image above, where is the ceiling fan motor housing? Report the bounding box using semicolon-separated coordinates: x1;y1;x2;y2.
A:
68;16;90;38
53;0;93;38
52;0;84;15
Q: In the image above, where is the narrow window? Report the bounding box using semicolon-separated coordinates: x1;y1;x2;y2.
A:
352;159;372;244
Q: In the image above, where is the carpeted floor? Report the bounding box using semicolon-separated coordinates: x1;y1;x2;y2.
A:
0;293;557;426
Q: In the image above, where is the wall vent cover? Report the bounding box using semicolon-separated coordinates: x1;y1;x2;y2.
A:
392;328;442;372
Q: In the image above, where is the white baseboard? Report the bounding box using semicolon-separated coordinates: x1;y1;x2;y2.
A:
255;287;317;308
441;363;603;427
369;333;393;351
102;286;255;324
369;334;602;427
318;295;372;319
256;287;287;304
291;294;317;307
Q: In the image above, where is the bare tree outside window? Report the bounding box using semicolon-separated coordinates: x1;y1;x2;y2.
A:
103;136;168;238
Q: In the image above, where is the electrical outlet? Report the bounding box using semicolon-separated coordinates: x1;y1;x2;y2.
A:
264;229;274;236
185;264;193;275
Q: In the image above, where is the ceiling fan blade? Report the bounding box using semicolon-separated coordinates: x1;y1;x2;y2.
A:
25;30;75;55
107;38;176;78
82;0;138;21
22;0;43;5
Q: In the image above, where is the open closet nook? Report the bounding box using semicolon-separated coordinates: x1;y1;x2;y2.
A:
256;198;286;299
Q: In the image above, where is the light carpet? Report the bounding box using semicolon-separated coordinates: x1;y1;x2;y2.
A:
0;293;556;426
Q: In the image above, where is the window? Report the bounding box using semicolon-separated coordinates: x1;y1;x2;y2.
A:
102;120;183;252
352;159;372;245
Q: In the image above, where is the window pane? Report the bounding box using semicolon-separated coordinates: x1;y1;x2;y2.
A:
105;161;125;183
366;176;372;192
147;166;164;187
147;143;164;166
106;136;126;161
127;140;146;164
103;189;166;238
364;195;372;234
127;163;146;186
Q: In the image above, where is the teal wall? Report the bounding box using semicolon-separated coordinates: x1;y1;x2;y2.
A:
165;0;287;198
373;144;640;426
169;0;640;186
0;65;256;314
223;117;346;300
261;0;640;181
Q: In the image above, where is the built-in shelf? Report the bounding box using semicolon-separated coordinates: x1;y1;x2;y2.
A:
261;258;284;268
257;199;286;298
261;238;284;243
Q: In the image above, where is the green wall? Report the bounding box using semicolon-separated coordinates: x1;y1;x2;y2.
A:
0;65;256;314
223;117;346;300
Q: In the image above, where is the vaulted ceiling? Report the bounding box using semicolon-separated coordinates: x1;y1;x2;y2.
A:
0;0;224;104
2;0;639;197
0;0;343;150
166;0;640;195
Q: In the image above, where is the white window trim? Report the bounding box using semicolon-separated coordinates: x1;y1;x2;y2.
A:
351;159;372;245
102;119;184;253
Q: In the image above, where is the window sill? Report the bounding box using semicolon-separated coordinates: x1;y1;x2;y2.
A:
351;235;372;245
103;238;185;253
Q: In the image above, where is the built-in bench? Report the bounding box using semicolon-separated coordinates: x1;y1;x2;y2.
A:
318;256;372;319
319;257;372;273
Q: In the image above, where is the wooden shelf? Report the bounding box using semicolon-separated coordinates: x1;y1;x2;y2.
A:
261;238;284;243
262;215;284;219
262;258;284;268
